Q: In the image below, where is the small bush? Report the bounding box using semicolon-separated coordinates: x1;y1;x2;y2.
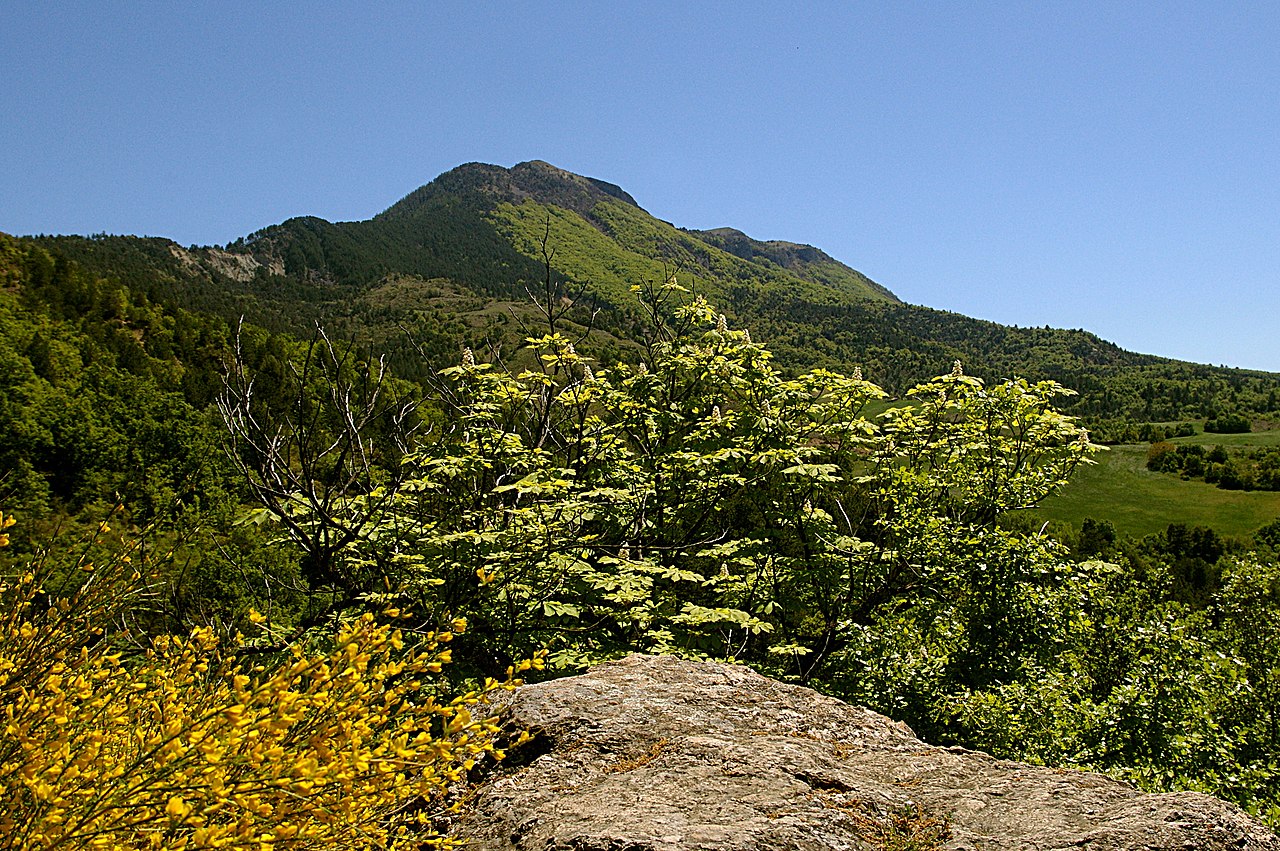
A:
0;512;534;850
1205;413;1251;434
1146;441;1178;472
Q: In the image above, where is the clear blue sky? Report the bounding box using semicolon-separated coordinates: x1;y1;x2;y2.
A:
4;2;1278;371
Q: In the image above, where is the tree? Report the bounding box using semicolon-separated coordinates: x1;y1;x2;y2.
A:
1077;517;1117;559
218;323;419;609
230;283;1096;682
1205;413;1251;434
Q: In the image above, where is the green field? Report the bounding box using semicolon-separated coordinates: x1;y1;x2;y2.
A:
1172;429;1280;448
1037;431;1280;539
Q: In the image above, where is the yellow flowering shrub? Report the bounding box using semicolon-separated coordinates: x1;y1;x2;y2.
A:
0;511;535;849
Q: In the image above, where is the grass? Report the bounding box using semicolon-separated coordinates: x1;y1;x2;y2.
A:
1037;435;1280;539
1175;429;1280;448
848;804;951;851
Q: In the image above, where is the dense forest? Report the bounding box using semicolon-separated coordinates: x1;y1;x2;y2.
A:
4;161;1280;845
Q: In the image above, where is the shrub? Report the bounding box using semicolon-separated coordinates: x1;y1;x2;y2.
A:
1146;441;1178;472
1216;460;1252;491
1077;517;1117;559
1257;520;1280;551
1205;413;1251;434
0;511;534;850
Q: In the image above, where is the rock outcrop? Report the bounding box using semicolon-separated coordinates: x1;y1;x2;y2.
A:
457;654;1278;851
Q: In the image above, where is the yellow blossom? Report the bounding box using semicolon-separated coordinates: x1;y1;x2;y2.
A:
0;512;531;851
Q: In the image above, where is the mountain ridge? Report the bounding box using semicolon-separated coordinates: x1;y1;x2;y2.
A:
20;159;1280;422
378;160;642;222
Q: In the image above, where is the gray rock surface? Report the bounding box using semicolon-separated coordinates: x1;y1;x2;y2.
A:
457;654;1279;851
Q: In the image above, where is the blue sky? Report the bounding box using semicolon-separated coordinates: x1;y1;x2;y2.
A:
4;2;1278;371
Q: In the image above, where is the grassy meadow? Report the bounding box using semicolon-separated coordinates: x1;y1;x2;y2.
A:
1037;429;1280;539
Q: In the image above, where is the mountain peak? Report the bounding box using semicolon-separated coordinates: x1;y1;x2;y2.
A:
510;160;639;209
378;160;640;221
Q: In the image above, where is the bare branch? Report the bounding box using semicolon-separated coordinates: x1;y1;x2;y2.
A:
218;323;420;597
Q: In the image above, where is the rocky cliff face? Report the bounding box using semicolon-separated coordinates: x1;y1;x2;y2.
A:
457;654;1278;851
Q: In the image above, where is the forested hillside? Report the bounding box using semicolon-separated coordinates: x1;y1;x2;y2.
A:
0;234;228;519
32;160;1280;424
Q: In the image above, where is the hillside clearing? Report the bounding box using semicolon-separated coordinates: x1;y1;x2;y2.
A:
1038;438;1280;538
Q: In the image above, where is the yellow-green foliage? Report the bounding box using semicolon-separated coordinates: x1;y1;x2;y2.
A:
490;199;691;309
489;198;847;313
0;511;534;850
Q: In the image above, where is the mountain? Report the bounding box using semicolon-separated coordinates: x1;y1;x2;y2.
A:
24;160;1280;422
222;159;896;316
